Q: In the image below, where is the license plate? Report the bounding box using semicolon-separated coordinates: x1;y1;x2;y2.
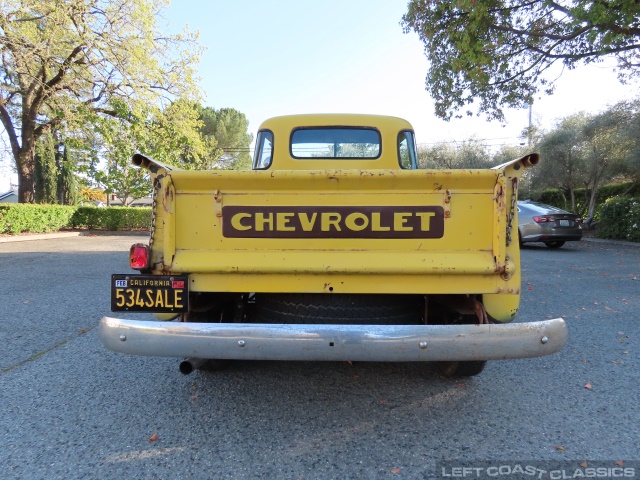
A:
559;220;571;227
111;274;189;313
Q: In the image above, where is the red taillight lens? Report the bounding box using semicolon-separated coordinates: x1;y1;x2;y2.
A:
533;216;553;223
129;244;149;269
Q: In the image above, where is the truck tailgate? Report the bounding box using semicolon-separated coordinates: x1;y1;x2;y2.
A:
150;168;519;296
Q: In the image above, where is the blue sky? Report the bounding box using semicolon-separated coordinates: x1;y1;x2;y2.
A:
164;0;633;145
0;0;636;191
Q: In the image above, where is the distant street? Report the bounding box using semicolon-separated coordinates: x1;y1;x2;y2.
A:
1;235;638;479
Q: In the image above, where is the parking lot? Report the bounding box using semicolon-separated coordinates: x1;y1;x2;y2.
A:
0;234;638;479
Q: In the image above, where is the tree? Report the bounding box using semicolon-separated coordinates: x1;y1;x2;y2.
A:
59;143;78;205
534;113;590;212
94;113;151;206
581;102;633;224
198;107;253;170
0;0;201;202
95;99;215;204
418;139;492;169
615;99;640;185
34;133;57;203
402;0;640;121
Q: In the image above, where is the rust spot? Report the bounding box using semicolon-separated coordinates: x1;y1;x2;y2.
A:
444;211;451;218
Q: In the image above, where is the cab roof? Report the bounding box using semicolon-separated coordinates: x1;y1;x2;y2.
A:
257;113;413;131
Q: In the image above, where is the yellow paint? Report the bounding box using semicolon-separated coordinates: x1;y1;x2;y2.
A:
136;115;537;323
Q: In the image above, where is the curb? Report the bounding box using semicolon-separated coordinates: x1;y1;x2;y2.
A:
582;237;640;248
0;230;150;244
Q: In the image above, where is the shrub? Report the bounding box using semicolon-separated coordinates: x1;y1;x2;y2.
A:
596;197;640;242
69;206;151;230
0;204;77;235
533;182;640;222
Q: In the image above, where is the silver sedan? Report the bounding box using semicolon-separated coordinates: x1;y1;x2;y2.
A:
518;201;583;248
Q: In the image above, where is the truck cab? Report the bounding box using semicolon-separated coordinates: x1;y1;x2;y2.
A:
253;114;419;170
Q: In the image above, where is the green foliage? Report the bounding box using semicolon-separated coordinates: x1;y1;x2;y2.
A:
70;207;151;230
198;107;253;170
0;0;202;202
0;204;150;234
418;139;494;169
533;182;640;220
59;146;79;206
596;197;640;241
402;0;640;121
0;204;76;234
34;134;58;204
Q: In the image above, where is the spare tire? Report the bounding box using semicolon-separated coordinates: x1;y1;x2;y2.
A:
254;293;423;325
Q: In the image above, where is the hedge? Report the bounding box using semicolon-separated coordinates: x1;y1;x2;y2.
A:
69;206;151;230
0;204;77;234
0;205;151;235
596;197;640;242
534;182;640;220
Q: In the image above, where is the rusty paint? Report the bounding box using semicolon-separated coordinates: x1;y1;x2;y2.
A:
444;211;451;218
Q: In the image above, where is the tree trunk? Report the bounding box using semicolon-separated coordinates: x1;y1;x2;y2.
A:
570;189;576;213
17;149;36;203
584;187;598;227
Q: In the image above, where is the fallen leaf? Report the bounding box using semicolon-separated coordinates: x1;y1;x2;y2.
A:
378;399;389;404
191;394;199;399
618;331;625;335
580;461;588;468
391;468;401;474
148;433;158;442
23;300;29;304
346;360;353;366
601;274;609;277
546;315;553;319
611;360;620;364
581;308;587;311
584;383;592;390
616;460;624;467
604;306;613;311
554;446;566;451
623;351;629;354
527;286;534;291
581;360;587;364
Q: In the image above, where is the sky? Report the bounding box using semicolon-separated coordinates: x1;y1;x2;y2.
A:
0;0;637;192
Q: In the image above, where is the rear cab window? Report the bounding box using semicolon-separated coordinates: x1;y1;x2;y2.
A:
290;127;381;159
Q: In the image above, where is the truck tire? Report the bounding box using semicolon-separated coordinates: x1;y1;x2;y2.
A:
255;293;423;325
436;360;487;378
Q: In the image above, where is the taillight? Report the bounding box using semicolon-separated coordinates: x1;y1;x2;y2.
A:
130;243;150;269
533;216;554;223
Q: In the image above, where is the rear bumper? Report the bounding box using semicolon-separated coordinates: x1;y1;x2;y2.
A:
99;317;567;362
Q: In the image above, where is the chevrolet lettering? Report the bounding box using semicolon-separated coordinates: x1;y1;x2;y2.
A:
222;206;445;238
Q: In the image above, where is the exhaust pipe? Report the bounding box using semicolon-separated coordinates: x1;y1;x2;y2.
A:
179;357;208;375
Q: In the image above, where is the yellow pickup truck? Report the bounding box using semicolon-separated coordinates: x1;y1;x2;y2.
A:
99;114;567;377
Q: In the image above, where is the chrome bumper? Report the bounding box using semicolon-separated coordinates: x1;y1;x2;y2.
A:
99;317;567;362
